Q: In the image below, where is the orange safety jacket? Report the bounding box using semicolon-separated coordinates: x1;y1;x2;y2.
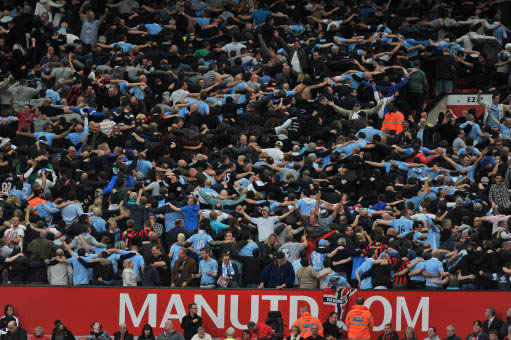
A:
28;197;45;214
292;312;324;338
345;305;374;340
381;111;405;134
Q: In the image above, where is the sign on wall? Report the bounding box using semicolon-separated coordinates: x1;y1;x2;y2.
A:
0;287;503;339
446;94;493;117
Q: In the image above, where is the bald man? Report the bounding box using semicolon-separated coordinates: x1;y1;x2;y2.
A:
157;321;185;340
114;324;133;340
2;321;27;340
47;249;74;285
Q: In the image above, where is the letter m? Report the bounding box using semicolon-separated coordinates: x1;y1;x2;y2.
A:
395;297;429;332
119;293;157;327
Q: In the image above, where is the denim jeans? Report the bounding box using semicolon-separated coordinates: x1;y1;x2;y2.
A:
461;283;477;290
435;79;453;95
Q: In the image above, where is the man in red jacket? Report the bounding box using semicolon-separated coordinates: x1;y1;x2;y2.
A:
248;321;275;339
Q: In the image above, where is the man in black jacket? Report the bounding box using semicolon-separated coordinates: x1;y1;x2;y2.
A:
376;324;399;340
322;312;343;340
181;303;202;340
0;321;27;340
361;254;394;289
113;324;134;340
444;325;462;340
483;307;504;337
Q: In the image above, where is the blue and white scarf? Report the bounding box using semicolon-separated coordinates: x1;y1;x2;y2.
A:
222;261;235;277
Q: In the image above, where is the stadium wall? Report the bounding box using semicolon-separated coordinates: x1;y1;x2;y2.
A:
0;286;505;338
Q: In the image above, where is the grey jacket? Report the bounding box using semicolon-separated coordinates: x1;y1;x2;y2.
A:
157;331;185;340
87;332;110;340
47;262;73;285
7;82;42;109
0;77;13;106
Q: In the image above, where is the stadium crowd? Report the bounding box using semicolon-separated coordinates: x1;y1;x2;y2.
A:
0;0;511;290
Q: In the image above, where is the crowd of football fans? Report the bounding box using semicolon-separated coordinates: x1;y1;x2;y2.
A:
1;0;511;290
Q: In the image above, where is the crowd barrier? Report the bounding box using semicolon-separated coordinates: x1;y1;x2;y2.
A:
0;286;508;339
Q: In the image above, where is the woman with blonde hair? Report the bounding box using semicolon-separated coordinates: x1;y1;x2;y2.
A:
262;233;281;264
88;197;103;212
5;195;18;206
122;259;137;286
401;327;417;340
118;201;131;218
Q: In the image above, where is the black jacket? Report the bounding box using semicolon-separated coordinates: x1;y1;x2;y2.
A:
113;332;134;340
377;332;399;340
0;314;19;335
322;320;343;339
361;262;394;288
180;314;202;340
142;265;161;287
78;258;114;284
484;317;504;336
51;327;76;340
276;37;312;74
237;256;265;285
1;328;27;340
428;54;456;80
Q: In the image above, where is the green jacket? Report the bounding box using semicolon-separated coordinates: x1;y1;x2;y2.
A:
407;69;429;94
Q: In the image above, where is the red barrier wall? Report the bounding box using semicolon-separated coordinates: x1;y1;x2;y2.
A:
0;287;506;339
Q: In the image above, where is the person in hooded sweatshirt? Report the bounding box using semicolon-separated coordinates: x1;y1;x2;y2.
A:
86;322;110;340
7;79;42;110
0;305;19;335
51;320;75;340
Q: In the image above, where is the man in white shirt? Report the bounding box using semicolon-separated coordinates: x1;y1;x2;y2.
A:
237;206;295;243
261;141;285;162
169;81;191;105
4;215;25;250
221;35;246;57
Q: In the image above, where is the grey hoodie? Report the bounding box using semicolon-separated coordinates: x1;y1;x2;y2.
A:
7;82;42;109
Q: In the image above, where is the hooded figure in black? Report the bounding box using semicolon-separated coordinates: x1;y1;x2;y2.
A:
51;320;75;340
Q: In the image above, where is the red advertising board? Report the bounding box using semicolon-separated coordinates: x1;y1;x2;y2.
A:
0;287;506;339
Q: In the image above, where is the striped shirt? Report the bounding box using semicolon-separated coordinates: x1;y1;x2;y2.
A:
390;257;410;286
